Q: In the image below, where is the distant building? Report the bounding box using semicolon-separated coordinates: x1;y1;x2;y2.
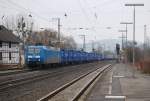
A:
0;25;21;68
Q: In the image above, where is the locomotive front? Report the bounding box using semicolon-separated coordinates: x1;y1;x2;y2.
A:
25;46;42;67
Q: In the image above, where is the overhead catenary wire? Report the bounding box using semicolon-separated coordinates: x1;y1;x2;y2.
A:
76;0;101;40
0;0;50;23
77;0;94;25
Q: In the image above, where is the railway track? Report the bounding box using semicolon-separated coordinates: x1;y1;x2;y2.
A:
0;69;30;76
37;64;112;101
0;62;100;92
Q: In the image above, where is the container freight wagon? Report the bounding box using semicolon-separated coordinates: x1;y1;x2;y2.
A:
104;54;115;60
60;50;89;64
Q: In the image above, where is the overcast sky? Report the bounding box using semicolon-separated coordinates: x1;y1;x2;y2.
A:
0;0;150;44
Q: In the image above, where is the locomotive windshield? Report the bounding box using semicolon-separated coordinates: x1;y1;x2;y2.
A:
28;47;40;54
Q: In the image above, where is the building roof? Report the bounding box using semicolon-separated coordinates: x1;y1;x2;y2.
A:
0;25;21;43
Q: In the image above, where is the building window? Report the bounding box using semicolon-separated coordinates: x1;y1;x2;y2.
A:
9;42;11;48
0;41;2;47
9;52;11;60
0;52;2;60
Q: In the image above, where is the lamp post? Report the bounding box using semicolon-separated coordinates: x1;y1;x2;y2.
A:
125;3;144;65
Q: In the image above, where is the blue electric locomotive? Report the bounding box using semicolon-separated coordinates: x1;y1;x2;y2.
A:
25;45;60;67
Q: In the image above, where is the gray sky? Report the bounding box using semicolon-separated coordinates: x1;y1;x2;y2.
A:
0;0;150;44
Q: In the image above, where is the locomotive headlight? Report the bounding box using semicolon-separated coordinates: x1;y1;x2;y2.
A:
35;56;40;61
35;56;40;58
28;56;32;58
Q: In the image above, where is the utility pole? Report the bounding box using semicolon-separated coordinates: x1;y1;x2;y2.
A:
80;35;86;51
91;40;95;52
120;22;133;47
119;30;126;63
52;18;61;47
144;25;147;48
120;22;133;63
118;30;126;50
144;25;147;60
58;18;61;43
125;3;144;65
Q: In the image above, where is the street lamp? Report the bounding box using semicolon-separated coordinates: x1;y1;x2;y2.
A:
120;22;133;47
125;3;144;65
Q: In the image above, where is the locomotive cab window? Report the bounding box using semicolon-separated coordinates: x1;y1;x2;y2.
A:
0;41;2;47
28;48;34;54
0;52;2;60
28;47;40;54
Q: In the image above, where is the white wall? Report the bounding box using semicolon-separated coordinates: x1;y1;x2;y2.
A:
0;42;20;64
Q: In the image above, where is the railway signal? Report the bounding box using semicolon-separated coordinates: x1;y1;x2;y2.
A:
116;44;120;55
116;43;120;62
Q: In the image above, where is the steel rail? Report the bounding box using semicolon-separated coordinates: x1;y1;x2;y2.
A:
38;64;112;101
0;62;99;91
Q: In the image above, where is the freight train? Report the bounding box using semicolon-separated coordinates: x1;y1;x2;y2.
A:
25;45;114;69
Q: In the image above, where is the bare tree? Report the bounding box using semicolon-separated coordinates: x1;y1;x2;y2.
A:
26;29;77;50
61;36;77;50
1;14;34;47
